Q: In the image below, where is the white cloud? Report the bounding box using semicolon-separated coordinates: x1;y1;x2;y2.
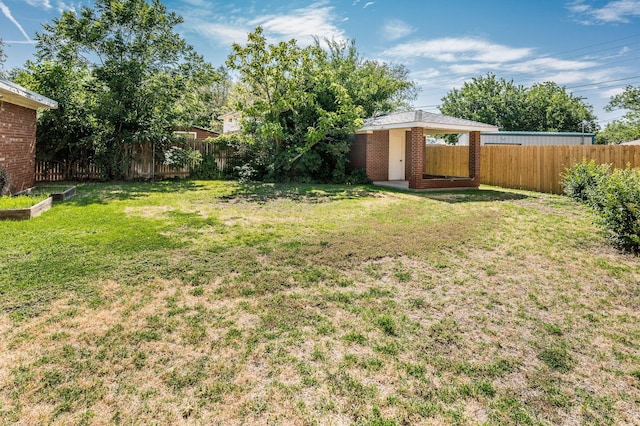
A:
410;68;442;85
600;87;625;98
0;1;31;41
363;2;374;8
507;57;597;73
191;22;251;46
382;19;415;41
249;2;345;44
568;0;640;24
187;2;345;47
25;0;52;10
382;37;532;63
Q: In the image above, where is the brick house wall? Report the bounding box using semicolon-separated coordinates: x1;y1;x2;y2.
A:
365;130;389;181
0;101;37;194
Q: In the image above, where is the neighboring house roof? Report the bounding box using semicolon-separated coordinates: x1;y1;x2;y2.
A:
358;110;499;133
219;111;241;119
190;125;219;135
0;78;58;110
620;139;640;145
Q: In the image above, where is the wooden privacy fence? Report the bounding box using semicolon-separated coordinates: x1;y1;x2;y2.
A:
36;139;235;182
425;145;640;194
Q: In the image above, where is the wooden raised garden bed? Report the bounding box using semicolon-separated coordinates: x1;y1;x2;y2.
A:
0;196;53;220
0;185;76;221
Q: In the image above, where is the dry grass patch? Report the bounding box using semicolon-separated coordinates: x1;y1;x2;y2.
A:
0;181;639;424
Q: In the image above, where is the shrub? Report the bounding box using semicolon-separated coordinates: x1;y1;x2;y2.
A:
588;167;640;253
163;146;202;170
0;166;8;195
345;168;372;185
561;159;610;202
189;152;220;180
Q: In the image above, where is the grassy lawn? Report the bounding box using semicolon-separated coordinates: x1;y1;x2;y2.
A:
1;181;639;425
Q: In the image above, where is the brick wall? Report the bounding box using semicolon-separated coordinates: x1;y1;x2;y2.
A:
0;101;37;194
365;130;389;181
408;127;424;188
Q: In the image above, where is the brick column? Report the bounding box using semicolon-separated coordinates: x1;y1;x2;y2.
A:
365;130;389;181
468;131;481;185
408;127;424;189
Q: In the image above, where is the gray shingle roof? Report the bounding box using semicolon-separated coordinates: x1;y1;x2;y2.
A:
360;110;498;132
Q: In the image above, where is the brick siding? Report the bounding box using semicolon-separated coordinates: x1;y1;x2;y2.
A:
0;101;37;194
365;130;389;181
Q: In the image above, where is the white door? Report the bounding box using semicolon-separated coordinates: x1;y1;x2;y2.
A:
388;129;406;180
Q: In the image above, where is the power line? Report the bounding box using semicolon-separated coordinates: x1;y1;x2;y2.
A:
409;34;640;90
565;75;640;90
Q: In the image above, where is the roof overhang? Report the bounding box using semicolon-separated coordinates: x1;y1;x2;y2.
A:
0;79;58;110
356;119;498;134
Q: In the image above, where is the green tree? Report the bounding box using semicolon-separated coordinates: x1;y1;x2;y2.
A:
597;85;640;144
226;27;416;182
524;82;597;132
440;73;527;130
595;120;640;144
608;85;640;121
33;0;221;179
13;61;99;176
324;39;416;118
440;73;597;135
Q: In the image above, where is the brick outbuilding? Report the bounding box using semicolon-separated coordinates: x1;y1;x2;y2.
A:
351;110;498;190
0;79;57;194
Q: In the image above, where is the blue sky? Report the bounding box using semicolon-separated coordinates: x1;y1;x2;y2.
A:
1;0;640;127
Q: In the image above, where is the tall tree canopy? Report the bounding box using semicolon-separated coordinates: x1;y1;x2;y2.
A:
597;85;640;144
440;73;597;135
226;27;416;182
22;0;222;179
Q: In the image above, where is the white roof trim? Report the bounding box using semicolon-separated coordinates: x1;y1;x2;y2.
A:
357;110;499;134
356;121;499;133
0;78;58;110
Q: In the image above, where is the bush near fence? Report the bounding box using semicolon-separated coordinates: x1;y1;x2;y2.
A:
36;139;236;182
425;145;640;194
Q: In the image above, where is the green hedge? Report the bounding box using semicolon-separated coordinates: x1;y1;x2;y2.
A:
562;161;640;253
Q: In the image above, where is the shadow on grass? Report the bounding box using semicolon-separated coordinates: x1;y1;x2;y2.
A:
220;182;380;204
375;186;530;203
67;180;206;206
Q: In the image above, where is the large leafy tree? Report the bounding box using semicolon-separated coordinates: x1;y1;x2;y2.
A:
226;27;416;182
13;61;99;176
324;39;417;118
440;73;597;134
597;85;640;144
31;0;221;179
524;82;597;132
439;74;526;130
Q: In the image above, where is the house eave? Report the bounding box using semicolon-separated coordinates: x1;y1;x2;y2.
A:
0;79;58;110
356;121;499;134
